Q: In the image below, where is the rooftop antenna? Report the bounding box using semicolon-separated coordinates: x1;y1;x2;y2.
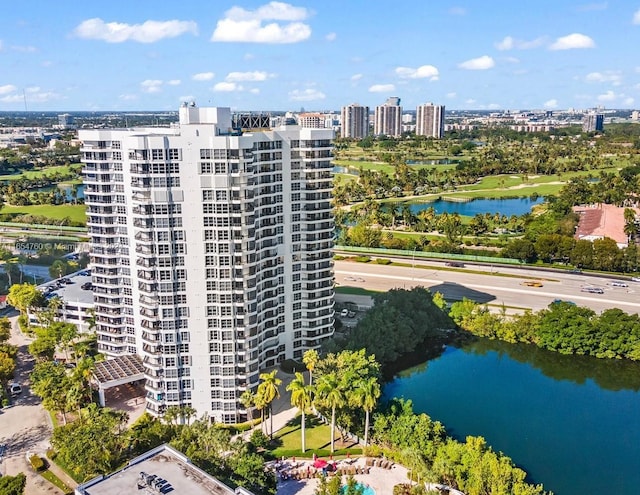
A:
23;89;28;112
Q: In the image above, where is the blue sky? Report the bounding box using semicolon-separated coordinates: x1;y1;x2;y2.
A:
1;1;640;112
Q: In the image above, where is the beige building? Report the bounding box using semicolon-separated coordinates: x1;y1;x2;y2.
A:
374;97;402;137
416;103;445;138
340;103;369;139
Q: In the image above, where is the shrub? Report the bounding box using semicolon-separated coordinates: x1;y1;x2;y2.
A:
250;430;270;449
30;454;46;472
46;448;57;460
375;258;392;265
17;314;29;332
354;256;371;263
334;255;346;260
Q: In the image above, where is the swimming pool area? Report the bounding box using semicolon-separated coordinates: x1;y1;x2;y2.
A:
345;482;375;495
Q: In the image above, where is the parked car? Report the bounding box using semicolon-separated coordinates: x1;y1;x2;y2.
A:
340;309;349;317
81;282;92;290
9;383;22;397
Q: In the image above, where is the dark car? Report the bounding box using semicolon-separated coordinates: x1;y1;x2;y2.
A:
81;282;93;290
445;261;465;268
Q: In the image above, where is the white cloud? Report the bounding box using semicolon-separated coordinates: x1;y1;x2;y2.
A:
458;55;495;70
244;53;255;60
213;82;243;92
73;18;198;43
167;79;181;86
466;98;476;105
289;88;326;101
504;56;520;63
192;72;215;81
448;7;467;15
624;97;635;106
119;94;138;101
368;84;395;93
225;71;270;82
446;92;457;98
10;45;37;53
141;79;163;93
549;33;595;50
178;95;195;102
585;71;622;85
634;8;640;24
487;103;501;110
0;84;16;95
211;2;312;44
395;65;439;81
350;74;363;82
2;89;61;103
249;88;260;94
41;60;53;67
325;32;336;41
597;90;616;102
495;36;545;50
577;3;608;11
543;99;558;109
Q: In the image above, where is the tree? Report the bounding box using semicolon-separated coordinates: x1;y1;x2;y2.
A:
0;352;16;384
240;389;256;426
257;370;281;439
7;283;44;323
30;361;72;423
0;473;26;495
315;372;345;453
286;372;313;452
303;349;320;386
0;317;11;342
352;377;381;446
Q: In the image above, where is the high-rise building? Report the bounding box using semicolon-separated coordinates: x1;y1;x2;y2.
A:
297;113;326;129
582;112;604;132
416;103;445;139
374;97;402;137
79;103;335;423
340;104;369;139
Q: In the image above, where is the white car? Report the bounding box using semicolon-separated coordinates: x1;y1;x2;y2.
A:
611;281;628;288
9;383;22;397
632;277;640;283
340;309;349;317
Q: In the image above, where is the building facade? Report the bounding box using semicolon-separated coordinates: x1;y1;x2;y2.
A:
416;103;445;138
340;104;370;139
582;113;604;132
80;104;335;423
374;97;402;137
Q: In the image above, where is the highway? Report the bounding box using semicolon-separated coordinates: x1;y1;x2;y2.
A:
335;259;640;315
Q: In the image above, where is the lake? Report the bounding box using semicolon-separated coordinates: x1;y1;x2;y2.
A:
407;197;543;217
383;339;640;495
31;183;85;201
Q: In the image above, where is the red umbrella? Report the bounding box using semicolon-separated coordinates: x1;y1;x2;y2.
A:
314;459;328;469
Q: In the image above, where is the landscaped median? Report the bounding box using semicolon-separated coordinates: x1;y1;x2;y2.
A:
26;452;74;495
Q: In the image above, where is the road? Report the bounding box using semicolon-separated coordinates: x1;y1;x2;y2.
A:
335;259;640;315
0;313;63;495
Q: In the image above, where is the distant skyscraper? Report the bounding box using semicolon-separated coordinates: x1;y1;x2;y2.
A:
79;103;335;424
582;112;604;132
340;104;369;139
374;97;402;137
298;113;326;128
416;103;445;139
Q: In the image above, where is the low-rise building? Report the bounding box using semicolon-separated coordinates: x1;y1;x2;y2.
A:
75;444;255;495
30;269;94;332
573;203;639;248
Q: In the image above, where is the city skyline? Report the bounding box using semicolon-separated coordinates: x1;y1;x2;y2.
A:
1;1;640;112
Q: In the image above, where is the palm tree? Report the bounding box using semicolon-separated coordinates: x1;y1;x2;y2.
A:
286;372;313;452
352;377;381;447
302;349;319;386
315;372;346;453
240;389;256;427
257;370;281;439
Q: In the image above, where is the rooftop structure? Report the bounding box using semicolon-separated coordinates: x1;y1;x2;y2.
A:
75;444;254;495
573;204;639;248
30;269;94;333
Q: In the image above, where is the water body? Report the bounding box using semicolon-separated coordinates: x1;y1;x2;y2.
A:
407;197;543;217
383;339;640;495
31;183;85;201
406;159;455;165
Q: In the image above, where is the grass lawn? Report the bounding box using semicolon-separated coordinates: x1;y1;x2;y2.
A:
0;164;80;181
334;286;380;296
270;415;362;458
40;469;73;495
0;204;87;224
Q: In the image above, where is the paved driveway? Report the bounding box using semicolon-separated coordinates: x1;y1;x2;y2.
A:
0;315;62;495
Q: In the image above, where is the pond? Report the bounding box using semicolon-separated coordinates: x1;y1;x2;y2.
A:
406;196;543;217
383;339;640;495
31;183;85;201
